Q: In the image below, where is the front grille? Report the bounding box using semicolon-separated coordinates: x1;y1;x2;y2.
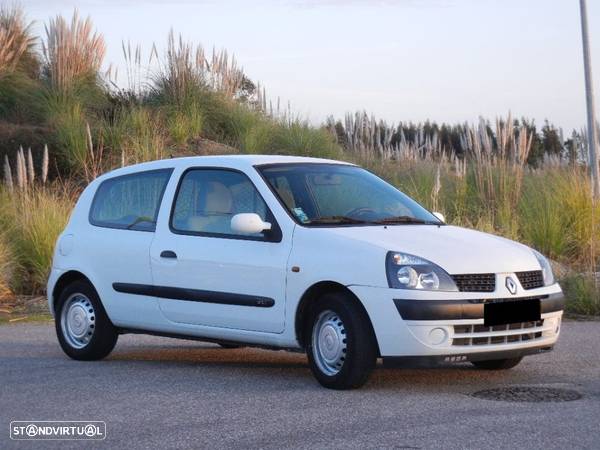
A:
451;273;496;292
516;270;544;290
452;320;547;346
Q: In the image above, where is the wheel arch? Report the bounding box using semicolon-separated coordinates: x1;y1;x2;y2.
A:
294;281;379;354
51;270;94;314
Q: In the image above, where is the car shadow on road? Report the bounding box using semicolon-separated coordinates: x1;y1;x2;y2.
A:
107;345;310;370
105;344;531;391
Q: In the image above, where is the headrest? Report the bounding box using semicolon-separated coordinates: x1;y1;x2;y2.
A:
205;181;233;214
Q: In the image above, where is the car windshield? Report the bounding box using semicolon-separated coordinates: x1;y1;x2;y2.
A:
258;163;442;226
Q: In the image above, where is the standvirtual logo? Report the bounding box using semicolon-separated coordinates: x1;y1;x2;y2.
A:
10;421;106;440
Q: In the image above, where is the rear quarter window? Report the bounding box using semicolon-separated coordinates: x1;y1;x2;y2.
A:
89;169;173;231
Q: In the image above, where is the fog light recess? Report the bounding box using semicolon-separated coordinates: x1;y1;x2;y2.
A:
428;327;448;345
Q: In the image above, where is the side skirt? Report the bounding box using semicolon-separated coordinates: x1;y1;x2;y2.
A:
118;327;304;353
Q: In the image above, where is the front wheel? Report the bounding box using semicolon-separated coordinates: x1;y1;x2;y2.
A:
471;357;523;370
55;280;118;360
306;292;378;390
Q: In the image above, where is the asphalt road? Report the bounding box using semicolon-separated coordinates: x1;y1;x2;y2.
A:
1;322;599;450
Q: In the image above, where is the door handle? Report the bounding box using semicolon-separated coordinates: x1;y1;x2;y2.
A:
160;250;177;259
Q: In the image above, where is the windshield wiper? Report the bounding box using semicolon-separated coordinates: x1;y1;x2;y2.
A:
372;215;438;225
308;215;372;225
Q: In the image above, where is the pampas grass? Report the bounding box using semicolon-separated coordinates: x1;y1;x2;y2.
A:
0;5;38;74
153;30;247;106
42;11;105;93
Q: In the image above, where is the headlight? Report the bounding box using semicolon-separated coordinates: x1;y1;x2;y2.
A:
386;251;458;291
532;249;555;286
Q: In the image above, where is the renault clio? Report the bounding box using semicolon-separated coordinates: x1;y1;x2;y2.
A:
48;156;564;389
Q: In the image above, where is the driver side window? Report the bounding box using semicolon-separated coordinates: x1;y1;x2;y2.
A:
171;169;269;238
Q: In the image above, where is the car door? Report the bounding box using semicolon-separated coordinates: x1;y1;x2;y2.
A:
149;167;291;333
84;168;173;325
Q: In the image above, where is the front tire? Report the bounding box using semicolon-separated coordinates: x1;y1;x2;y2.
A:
55;280;118;361
306;292;378;390
471;357;523;370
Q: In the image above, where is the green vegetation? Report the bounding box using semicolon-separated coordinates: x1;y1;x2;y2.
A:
0;233;14;299
0;185;73;294
0;6;598;316
560;274;600;316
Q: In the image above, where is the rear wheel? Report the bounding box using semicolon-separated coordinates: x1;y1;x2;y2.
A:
55;280;118;360
471;357;523;370
306;292;378;390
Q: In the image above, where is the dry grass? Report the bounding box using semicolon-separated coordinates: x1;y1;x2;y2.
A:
42;10;105;92
0;148;71;293
0;234;14;298
153;30;247;106
0;184;74;293
102;106;165;165
0;5;37;74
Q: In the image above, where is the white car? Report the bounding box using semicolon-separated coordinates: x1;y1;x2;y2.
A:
48;155;564;389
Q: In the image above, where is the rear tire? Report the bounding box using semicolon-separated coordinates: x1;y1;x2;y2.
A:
471;357;523;370
55;280;118;361
305;292;378;390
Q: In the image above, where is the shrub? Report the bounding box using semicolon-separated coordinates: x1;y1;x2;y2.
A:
561;273;600;316
40;11;107;176
45;96;88;173
212;103;342;157
102;106;165;164
0;185;74;294
519;167;600;267
0;71;45;123
152;31;247;106
0;5;42;123
240;117;277;154
271;120;341;158
166;101;203;146
519;170;572;261
0;234;14;298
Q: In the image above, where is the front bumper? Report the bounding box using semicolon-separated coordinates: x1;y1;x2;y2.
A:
382;346;554;368
348;284;564;359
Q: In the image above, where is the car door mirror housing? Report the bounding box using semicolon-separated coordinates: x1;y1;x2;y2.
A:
432;212;445;223
231;213;272;234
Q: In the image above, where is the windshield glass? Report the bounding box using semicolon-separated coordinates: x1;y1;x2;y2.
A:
258;163;441;226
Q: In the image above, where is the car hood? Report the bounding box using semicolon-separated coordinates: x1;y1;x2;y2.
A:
325;224;541;274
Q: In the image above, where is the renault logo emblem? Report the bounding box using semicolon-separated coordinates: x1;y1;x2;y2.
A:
505;276;517;295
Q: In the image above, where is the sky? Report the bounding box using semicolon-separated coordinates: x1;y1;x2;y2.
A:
19;0;600;132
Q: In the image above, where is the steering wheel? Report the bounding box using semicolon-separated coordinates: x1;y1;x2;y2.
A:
344;207;377;219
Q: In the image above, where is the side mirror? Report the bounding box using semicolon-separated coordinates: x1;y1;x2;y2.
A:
432;212;445;223
231;213;272;234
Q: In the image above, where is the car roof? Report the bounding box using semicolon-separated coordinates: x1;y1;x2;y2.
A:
95;154;355;182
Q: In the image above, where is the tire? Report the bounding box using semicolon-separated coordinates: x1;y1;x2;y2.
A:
55;279;118;361
305;292;378;390
471;357;523;370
